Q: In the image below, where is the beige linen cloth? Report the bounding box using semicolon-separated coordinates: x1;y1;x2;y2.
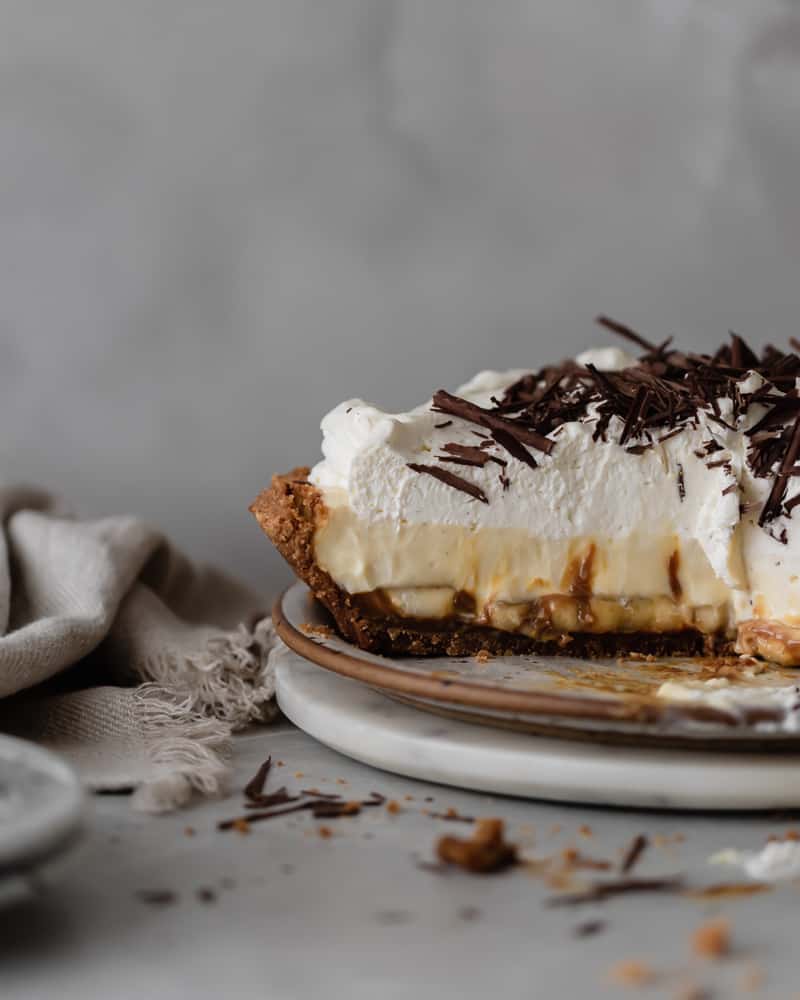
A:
0;487;279;812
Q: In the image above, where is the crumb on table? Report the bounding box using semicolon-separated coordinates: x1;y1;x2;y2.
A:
691;918;730;959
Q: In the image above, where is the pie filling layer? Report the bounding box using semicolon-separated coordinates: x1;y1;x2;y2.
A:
312;503;798;663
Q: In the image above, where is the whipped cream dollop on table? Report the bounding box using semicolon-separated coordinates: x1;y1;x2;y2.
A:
309;341;800;663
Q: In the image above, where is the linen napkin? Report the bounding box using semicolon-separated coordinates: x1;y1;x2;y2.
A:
0;486;278;812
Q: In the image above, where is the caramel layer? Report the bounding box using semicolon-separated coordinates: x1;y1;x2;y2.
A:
359;586;728;639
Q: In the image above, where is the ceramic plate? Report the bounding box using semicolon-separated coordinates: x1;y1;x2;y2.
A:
275;583;800;748
0;734;86;878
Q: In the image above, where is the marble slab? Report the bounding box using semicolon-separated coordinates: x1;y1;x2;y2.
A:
276;647;800;810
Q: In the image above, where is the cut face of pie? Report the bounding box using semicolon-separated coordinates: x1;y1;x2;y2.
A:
252;318;800;666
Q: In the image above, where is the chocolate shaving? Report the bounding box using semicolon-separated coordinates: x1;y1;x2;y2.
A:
434;420;453;429
407;463;488;504
136;889;177;906
311;800;362;818
220;792;385;830
244;756;272;803
441;442;507;467
431;389;555;454
490;427;538;470
595;314;659;354
676;464;685;502
544;875;683;907
759;415;800;526
244;787;300;809
573;919;607;938
219;802;316;829
407;316;800;532
620;834;648;875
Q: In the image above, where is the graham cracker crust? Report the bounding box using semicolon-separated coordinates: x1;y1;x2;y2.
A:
250;469;733;659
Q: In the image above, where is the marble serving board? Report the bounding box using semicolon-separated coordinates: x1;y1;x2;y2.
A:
275;648;800;810
276;583;800;748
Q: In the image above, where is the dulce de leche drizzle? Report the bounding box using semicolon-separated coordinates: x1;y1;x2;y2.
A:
562;544;596;628
668;549;682;602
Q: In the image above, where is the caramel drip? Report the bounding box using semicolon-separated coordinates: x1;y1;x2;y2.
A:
668;549;682;602
563;544;597;597
453;590;477;615
563;544;596;627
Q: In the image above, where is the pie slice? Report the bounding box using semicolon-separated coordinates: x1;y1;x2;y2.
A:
252;318;800;666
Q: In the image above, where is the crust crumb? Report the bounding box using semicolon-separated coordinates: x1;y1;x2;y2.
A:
691;918;730;958
608;960;655;987
436;818;518;874
300;622;334;639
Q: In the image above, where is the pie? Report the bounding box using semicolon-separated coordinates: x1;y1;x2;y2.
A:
252;317;800;665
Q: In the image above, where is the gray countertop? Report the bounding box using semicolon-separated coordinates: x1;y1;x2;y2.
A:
3;720;798;999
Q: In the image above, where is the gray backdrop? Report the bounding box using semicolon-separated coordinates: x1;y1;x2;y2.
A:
1;0;799;590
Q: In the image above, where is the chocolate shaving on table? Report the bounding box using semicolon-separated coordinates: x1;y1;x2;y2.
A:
309;800;362;818
620;834;648;875
136;889;177;906
573;919;607;939
220;792;386;830
407;463;488;504
243;756;272;803
406;317;800;532
245;787;300;809
544;875;683;907
219;802;317;829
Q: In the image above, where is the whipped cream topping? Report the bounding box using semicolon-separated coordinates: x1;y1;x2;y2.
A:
657;675;800;730
710;840;800;881
309;347;800;628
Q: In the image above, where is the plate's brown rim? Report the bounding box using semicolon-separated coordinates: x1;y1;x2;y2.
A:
273;587;748;729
